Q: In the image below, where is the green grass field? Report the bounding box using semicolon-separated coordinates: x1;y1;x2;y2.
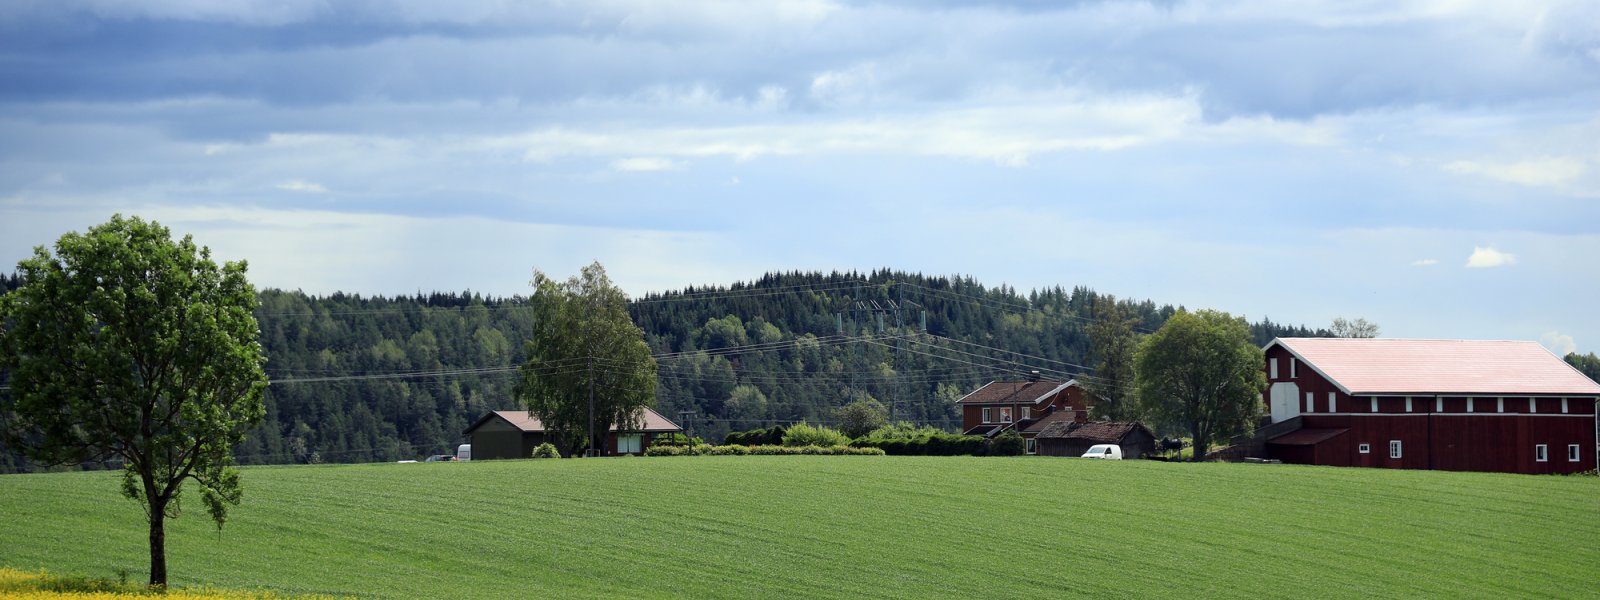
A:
1;457;1596;599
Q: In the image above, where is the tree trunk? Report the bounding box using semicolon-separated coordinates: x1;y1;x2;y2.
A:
148;509;167;587
1191;420;1207;462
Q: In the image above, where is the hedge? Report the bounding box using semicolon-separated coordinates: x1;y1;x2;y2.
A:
644;444;884;457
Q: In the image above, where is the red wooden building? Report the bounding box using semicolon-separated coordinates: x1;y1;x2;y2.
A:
463;408;682;459
1261;338;1599;474
957;377;1092;454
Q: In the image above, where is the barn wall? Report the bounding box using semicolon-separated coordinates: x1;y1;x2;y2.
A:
1297;408;1595;474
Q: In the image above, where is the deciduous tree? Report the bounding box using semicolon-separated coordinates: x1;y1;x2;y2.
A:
1330;317;1380;338
1133;309;1265;461
0;215;267;586
514;262;657;456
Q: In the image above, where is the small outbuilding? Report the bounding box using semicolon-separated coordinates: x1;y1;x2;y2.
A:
1034;421;1157;459
462;408;682;459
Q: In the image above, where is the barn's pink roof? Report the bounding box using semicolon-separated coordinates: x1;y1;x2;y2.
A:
1269;338;1600;396
473;407;682;433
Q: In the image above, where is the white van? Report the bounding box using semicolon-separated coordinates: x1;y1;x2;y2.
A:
456;444;472;461
1080;444;1123;460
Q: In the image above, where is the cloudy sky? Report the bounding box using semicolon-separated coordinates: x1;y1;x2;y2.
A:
1;0;1597;352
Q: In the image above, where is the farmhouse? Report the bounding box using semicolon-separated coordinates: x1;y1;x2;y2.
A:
463;408;682;459
1261;338;1600;474
1032;420;1157;458
956;376;1093;454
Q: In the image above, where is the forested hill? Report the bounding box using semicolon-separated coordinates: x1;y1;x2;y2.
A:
0;269;1326;470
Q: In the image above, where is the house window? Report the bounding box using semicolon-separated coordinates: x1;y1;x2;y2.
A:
1021;407;1032;421
1306;392;1315;413
1025;438;1037;455
1000;407;1012;423
1570;445;1581;462
1535;444;1548;463
1389;440;1402;459
982;408;992;423
1358;443;1371;454
617;434;642;455
1270;358;1279;379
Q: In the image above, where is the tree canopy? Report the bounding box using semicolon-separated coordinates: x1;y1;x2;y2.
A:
1132;309;1266;461
1083;295;1141;421
0;215;267;586
1330;317;1380;338
514;262;657;456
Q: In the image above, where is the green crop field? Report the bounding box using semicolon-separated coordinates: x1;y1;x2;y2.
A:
1;457;1595;599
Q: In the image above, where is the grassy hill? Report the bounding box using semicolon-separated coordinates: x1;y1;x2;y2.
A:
1;457;1595;598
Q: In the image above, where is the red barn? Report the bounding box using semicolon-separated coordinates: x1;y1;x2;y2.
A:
1261;338;1600;474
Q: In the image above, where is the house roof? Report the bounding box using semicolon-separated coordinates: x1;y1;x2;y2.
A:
956;379;1078;405
464;407;682;435
1035;421;1152;443
1019;408;1078;434
1267;428;1348;446
1267;338;1600;396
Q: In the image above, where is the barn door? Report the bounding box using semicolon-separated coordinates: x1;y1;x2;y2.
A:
1269;383;1301;423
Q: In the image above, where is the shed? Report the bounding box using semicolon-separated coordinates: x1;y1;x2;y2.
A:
462;407;682;459
1035;421;1157;459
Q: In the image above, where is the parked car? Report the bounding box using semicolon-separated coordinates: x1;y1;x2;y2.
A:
423;454;455;462
1080;444;1123;460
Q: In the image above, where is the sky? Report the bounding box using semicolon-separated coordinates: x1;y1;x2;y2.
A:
1;0;1597;353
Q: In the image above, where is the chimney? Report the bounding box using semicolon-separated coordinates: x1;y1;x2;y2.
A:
1027;370;1041;382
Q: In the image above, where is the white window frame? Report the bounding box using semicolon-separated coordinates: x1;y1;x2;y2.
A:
1497;397;1504;413
1025;437;1037;455
1562;398;1570;414
1306;392;1315;413
1530;398;1538;413
1358;443;1371;454
1535;444;1548;463
1290;358;1298;378
1371;397;1378;413
1389;440;1402;459
1330;393;1338;414
982;407;992;424
1000;407;1012;423
1405;396;1413;413
1570;444;1581;462
1021;407;1032;421
1436;397;1443;412
1270;358;1279;379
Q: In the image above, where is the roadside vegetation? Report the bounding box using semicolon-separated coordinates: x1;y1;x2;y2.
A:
1;457;1594;599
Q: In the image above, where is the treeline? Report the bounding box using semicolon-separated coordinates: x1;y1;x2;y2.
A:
1;269;1327;470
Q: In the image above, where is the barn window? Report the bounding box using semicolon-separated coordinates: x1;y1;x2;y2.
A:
1329;393;1337;413
1535;444;1548;463
1358;443;1370;454
1570;445;1581;462
1467;398;1475;413
1389;440;1402;459
1405;397;1413;413
1530;398;1538;413
1306;392;1315;413
1290;358;1297;378
982;408;993;423
1025;438;1037;455
1562;398;1569;414
1270;358;1279;379
1497;398;1504;413
1371;397;1378;413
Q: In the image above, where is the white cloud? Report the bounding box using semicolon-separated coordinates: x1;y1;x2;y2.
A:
611;157;687;172
1411;258;1438;267
275;180;328;193
1465;246;1516;268
1541;331;1577;356
1443;156;1587;188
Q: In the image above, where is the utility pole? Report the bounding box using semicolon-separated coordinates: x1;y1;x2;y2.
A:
587;357;596;457
678;410;696;444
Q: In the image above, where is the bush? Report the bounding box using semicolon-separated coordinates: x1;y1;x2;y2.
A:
851;432;986;456
865;422;943;440
782;422;850;447
644;444;685;457
652;432;704;447
990;430;1026;456
530;443;559;459
724;426;786;446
